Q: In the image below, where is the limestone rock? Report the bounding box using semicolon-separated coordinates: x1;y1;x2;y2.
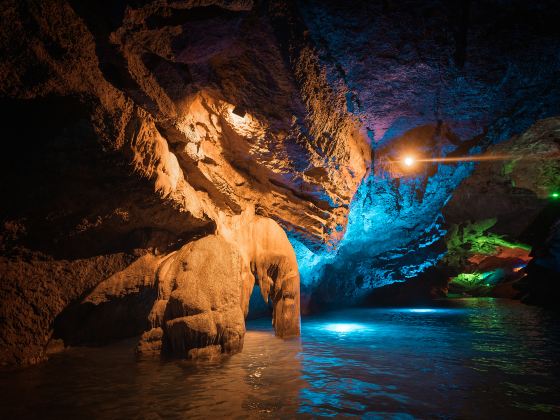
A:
444;118;560;235
439;118;560;298
142;235;246;358
136;212;300;359
0;0;353;366
0;252;137;367
50;213;299;361
289;0;560;304
53;254;162;346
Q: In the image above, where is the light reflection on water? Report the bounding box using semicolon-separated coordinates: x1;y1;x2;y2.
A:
0;298;559;418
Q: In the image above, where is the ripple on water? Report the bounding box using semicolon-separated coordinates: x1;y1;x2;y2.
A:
0;298;559;418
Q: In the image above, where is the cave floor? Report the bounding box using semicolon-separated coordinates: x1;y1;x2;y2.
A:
1;298;559;419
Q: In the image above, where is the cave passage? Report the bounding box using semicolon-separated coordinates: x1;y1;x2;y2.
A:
1;0;560;418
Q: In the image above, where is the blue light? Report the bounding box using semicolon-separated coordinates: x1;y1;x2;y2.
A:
407;308;436;313
389;307;463;316
324;323;364;333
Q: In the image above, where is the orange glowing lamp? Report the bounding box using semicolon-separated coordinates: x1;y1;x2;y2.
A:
403;156;415;167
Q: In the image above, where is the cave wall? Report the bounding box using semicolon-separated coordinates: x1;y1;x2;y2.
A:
442;118;560;303
289;0;560;307
0;0;369;366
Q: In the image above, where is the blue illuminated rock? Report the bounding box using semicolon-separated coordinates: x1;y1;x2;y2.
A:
289;0;560;307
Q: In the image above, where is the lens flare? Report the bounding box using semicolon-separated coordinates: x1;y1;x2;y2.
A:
416;152;559;164
392;151;559;175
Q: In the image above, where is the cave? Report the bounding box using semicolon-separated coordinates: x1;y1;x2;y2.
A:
1;0;559;417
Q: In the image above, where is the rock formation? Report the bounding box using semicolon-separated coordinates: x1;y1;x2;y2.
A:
13;206;299;363
290;0;560;307
442;118;560;302
138;235;246;360
1;0;342;366
135;210;300;360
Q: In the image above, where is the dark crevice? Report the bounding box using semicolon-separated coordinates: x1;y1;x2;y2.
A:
146;6;247;29
453;0;471;69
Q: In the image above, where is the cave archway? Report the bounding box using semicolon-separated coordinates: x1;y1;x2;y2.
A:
246;284;273;324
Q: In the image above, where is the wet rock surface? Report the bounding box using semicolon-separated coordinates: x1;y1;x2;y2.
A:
364;119;560;305
135;212;300;360
139;235;246;360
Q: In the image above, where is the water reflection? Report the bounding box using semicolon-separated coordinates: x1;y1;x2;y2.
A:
0;328;305;419
298;299;560;418
323;323;369;333
0;298;559;418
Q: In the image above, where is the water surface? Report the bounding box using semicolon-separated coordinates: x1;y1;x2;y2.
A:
1;298;559;418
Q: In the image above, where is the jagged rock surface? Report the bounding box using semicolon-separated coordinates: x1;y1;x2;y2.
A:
1;0;342;366
0;252;139;366
442;118;560;301
290;0;560;307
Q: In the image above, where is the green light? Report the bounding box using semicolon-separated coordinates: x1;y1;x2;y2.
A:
552;192;559;199
450;271;498;289
444;219;531;267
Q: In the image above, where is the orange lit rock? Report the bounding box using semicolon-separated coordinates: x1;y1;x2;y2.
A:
133;212;299;359
45;211;298;361
146;235;246;359
467;247;531;269
0;0;362;366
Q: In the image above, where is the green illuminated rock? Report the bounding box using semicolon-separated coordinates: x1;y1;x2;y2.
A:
443;219;530;268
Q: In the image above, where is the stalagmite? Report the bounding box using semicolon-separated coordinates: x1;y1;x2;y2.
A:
134;208;300;359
